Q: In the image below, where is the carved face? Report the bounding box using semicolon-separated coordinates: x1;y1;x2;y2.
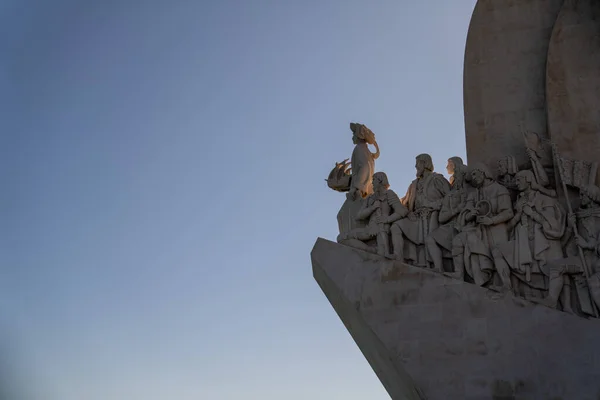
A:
352;134;358;145
416;159;426;177
515;174;529;191
471;169;485;187
373;175;382;192
446;159;455;175
497;158;508;176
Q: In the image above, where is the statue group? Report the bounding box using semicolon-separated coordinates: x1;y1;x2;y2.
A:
327;123;600;319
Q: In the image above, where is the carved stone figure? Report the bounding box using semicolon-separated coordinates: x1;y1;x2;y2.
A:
452;163;513;290
325;126;600;322
348;123;380;201
544;185;600;317
523;133;558;198
326;123;381;238
391;154;450;266
337;172;407;257
446;156;465;187
497;155;518;194
426;163;469;272
503;170;566;301
497;150;557;202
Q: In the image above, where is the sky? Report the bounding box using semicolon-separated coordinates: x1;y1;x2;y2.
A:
1;1;476;399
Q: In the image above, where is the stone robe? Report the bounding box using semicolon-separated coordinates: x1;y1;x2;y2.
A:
350;142;375;199
504;191;566;299
498;173;519;202
339;189;407;256
542;207;600;316
395;172;450;266
459;181;513;285
358;189;405;237
429;187;468;252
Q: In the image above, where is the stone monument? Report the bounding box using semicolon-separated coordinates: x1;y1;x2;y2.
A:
312;1;600;399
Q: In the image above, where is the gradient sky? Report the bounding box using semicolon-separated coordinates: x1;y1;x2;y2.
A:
2;1;476;399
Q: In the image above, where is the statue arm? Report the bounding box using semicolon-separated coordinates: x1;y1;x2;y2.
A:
507;196;523;230
430;175;451;210
386;190;408;223
438;195;457;224
528;150;550;187
355;200;377;220
530;197;566;239
419;175;450;210
507;209;522;231
460;195;477;222
491;192;514;224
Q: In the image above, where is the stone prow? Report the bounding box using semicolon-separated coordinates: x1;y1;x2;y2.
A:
312;237;600;400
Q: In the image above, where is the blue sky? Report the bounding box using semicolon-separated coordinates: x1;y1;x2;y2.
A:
2;1;475;399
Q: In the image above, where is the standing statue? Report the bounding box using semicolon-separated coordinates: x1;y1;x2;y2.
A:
337;172;408;256
544;184;600;316
326;123;381;238
426;163;469;272
391;154;450;266
453;163;514;290
326;123;380;200
503;170;566;300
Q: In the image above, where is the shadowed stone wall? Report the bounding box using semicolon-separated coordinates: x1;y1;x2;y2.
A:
312;238;600;400
463;0;564;172
547;0;600;186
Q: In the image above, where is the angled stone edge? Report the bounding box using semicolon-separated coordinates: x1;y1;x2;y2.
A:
311;238;425;400
311;237;600;400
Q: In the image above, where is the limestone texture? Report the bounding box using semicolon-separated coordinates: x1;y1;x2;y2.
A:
547;0;600;186
312;237;600;400
463;0;564;173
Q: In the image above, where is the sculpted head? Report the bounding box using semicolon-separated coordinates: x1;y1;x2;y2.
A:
373;172;390;192
497;155;518;176
415;153;433;178
350;123;376;145
453;164;467;188
470;163;493;188
446;156;464;175
497;158;508;176
515;170;536;191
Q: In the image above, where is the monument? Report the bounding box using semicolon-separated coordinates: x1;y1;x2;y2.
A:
313;1;600;399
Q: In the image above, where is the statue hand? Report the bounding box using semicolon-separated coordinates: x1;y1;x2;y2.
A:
522;204;533;216
541;221;551;232
407;212;417;222
568;213;577;228
465;209;477;221
575;235;593;250
373;215;385;225
515;200;524;213
526;148;535;159
477;216;493;226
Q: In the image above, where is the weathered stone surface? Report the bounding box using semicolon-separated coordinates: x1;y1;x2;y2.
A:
312;237;600;400
463;0;564;173
547;0;600;186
